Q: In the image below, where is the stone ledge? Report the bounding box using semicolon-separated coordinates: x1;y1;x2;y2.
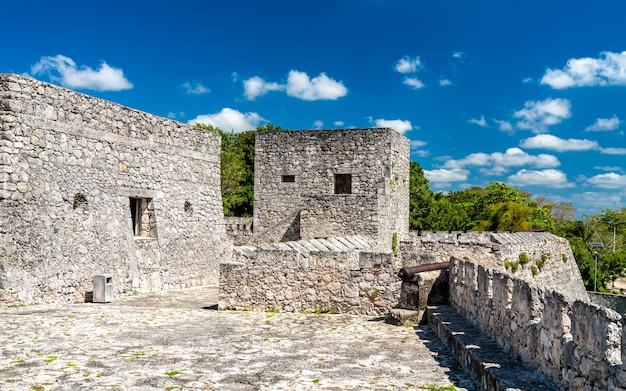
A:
385;308;423;326
427;305;557;391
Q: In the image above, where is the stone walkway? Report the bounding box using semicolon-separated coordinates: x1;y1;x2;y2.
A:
0;286;476;390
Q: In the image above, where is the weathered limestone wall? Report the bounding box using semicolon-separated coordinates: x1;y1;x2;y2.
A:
219;237;400;315
253;128;409;251
401;231;588;301
589;291;626;315
0;74;230;305
224;216;253;246
450;258;626;390
299;195;379;239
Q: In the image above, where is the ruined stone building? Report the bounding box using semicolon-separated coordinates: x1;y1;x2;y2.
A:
252;128;410;252
0;74;231;305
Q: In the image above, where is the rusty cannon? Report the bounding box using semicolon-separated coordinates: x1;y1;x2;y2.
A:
397;261;450;280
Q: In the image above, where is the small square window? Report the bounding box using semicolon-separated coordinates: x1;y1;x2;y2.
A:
130;197;157;238
281;175;295;183
335;174;352;194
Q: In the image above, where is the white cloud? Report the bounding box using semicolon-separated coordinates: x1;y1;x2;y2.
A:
31;54;133;91
514;98;571;133
424;168;469;183
469;115;487;127
491;148;560;168
585;116;620;131
333;120;345;127
187;108;265;133
167;111;185;119
412;150;430;158
403;77;425;89
452;51;463;59
285;70;347;101
313;120;324;129
522;77;533;83
508;169;574;188
541;51;626;89
595;166;624;173
182;81;209;95
572;191;623;213
493;119;514;133
520;134;599;152
439;79;452;87
585;173;626;189
242;71;347;101
443;148;560;175
395;56;422;73
410;140;427;149
600;147;626;155
243;76;284;100
369;118;413;134
410;140;429;157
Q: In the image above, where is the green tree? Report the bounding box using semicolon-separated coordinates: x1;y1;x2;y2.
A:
196;123;285;216
473;202;532;232
408;161;434;230
582;208;626;290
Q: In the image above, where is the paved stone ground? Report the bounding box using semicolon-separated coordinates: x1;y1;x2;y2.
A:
0;286;476;390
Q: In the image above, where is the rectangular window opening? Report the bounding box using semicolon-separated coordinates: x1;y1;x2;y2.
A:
334;173;352;194
281;175;295;183
129;197;157;238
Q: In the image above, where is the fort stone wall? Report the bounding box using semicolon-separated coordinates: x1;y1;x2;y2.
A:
253;128;409;252
401;231;588;301
0;74;230;305
449;257;626;390
220;236;400;315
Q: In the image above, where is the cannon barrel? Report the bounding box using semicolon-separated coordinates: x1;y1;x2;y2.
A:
397;261;449;280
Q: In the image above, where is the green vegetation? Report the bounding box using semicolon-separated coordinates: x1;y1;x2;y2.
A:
165;369;185;377
392;232;398;254
61;362;77;370
531;266;538;277
418;385;457;391
196;123;284;217
518;253;529;266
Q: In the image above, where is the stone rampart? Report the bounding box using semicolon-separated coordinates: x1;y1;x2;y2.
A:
401;231;588;301
224;216;253;246
449;257;626;390
589;291;626;315
0;74;230;305
219;236;400;315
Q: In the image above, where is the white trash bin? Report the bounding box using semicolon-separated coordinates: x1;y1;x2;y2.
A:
93;274;113;303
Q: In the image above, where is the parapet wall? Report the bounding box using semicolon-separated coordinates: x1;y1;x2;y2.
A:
224;216;253;246
450;258;626;390
219;236;400;315
402;231;588;301
0;74;230;305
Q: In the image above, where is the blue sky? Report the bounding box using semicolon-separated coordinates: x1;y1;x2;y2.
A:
3;0;625;217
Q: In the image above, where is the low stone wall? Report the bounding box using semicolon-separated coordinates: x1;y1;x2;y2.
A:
590;291;626;315
449;257;626;390
219;237;400;315
224;217;253;246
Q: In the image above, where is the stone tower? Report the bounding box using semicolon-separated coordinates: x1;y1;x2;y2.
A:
253;128;409;252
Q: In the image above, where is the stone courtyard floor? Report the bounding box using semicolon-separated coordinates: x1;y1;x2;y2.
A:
0;286;476;390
